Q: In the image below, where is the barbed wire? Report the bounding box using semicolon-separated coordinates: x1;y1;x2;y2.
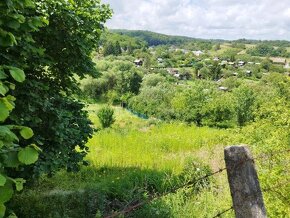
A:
104;148;289;218
211;180;290;218
254;149;290;161
212;206;233;218
104;167;227;218
262;180;290;193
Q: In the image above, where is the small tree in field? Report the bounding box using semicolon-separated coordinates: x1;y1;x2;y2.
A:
97;106;115;128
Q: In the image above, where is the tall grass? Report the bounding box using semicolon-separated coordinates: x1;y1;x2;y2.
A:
11;104;288;217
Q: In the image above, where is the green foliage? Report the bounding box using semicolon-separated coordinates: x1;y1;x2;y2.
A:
7;0;111;178
97;106;115;129
233;86;256;126
0;0;44;215
82;59;143;102
100;31;147;54
103;41;122;56
247;43;289;57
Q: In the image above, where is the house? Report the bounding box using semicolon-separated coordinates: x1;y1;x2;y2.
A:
134;59;143;67
245;70;252;76
218;86;228;91
174;73;180;78
167;68;179;75
220;60;228;66
157;58;163;63
233;72;238;76
193;50;204;56
213;57;220;61
238;61;245;67
269;57;286;65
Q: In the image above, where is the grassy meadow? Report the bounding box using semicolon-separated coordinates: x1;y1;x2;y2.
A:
10;104;289;218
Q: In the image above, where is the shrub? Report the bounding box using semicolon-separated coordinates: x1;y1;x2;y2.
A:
97;106;115;128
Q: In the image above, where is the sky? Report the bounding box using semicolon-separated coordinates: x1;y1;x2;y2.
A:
102;0;290;40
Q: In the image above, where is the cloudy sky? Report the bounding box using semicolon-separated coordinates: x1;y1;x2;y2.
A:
102;0;290;40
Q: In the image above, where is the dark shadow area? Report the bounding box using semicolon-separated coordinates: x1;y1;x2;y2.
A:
9;162;211;218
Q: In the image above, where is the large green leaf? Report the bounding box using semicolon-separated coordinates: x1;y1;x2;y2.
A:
0;100;9;122
0;83;9;96
7;20;20;30
9;67;25;82
20;127;34;139
0;174;6;186
0;126;19;143
18;147;38;165
0;69;7;80
0;31;16;47
3;152;21;168
0;182;13;203
0;204;5;218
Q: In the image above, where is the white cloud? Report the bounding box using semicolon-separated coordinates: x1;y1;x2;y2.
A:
102;0;290;40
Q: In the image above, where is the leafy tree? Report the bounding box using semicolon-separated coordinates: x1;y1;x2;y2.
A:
141;74;167;88
10;0;112;176
0;0;44;215
103;41;115;56
202;93;236;128
233;86;256;126
114;41;122;55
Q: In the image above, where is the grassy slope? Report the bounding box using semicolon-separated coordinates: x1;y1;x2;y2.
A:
12;104;236;217
11;104;289;217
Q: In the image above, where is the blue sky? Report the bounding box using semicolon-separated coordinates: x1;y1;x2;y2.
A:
102;0;290;40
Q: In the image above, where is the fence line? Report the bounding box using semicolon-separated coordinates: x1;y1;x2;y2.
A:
211;180;290;218
104;148;289;218
212;206;233;218
104;168;227;218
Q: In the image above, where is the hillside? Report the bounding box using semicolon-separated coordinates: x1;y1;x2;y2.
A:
110;29;202;46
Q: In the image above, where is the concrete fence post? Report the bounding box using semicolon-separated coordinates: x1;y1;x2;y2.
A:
224;145;267;218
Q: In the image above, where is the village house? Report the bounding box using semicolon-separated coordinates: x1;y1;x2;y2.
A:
218;86;228;91
245;70;252;76
134;59;143;67
193;50;204;56
157;58;163;63
167;68;179;75
269;57;286;65
238;61;245;67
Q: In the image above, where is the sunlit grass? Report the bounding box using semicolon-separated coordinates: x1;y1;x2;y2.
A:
12;104;237;217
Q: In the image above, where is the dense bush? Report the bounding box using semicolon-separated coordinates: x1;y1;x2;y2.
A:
97;106;115;129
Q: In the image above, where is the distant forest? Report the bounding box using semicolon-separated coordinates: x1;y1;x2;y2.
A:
110;29;290;47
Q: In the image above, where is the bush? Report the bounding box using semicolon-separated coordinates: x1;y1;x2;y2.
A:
97;106;115;128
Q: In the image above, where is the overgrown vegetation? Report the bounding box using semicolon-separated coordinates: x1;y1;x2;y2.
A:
1;2;289;217
97;106;115;128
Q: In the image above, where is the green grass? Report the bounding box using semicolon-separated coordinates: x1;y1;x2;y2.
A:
11;104;235;217
11;104;289;217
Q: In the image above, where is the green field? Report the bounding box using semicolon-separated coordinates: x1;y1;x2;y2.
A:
11;104;289;218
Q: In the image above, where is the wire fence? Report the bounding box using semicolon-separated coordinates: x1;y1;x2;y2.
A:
104;148;290;218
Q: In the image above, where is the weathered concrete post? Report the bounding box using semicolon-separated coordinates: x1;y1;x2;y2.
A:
224;145;267;218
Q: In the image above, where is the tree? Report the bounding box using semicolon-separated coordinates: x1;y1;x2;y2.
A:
233;86;256;126
114;41;122;55
10;0;112;177
0;0;45;215
103;41;115;56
